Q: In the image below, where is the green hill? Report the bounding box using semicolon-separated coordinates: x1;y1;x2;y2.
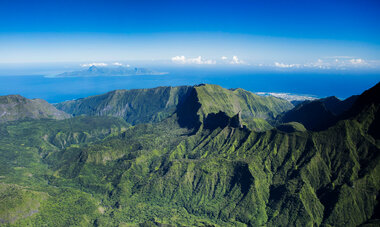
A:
0;95;71;123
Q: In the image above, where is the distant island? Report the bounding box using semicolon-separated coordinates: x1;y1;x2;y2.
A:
49;65;168;78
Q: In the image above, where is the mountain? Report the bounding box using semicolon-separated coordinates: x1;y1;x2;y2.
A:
53;65;166;78
56;86;193;125
0;82;379;226
56;84;293;131
191;84;293;130
277;95;358;131
0;95;71;123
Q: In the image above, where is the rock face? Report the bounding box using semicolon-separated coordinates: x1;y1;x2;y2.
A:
0;95;71;123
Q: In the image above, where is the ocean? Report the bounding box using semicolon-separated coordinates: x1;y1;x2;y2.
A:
0;69;379;103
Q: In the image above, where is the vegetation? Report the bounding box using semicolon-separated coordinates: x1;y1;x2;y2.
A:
0;83;379;226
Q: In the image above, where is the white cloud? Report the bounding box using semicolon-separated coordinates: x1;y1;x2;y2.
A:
303;57;369;69
171;56;216;65
112;62;123;66
221;56;228;60
80;62;108;67
271;57;377;70
230;56;244;64
349;58;365;64
171;56;186;64
274;62;300;68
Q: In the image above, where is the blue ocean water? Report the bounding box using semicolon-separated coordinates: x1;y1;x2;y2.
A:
0;70;379;103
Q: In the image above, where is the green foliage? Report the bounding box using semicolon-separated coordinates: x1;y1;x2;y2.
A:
10;188;99;227
0;116;129;187
0;183;48;224
276;122;307;133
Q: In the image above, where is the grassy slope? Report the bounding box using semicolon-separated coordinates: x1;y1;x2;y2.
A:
194;84;293;131
0;116;130;226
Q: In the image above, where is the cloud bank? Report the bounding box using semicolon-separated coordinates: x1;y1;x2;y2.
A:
274;62;300;68
273;57;374;70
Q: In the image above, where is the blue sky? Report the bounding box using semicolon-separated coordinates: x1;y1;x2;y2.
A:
0;0;379;71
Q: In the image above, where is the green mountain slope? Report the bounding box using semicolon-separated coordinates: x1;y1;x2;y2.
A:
56;84;293;131
0;95;71;123
175;84;293;131
0;116;129;225
192;84;293;131
0;83;378;226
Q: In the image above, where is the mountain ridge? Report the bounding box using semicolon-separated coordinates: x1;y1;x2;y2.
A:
56;84;293;131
